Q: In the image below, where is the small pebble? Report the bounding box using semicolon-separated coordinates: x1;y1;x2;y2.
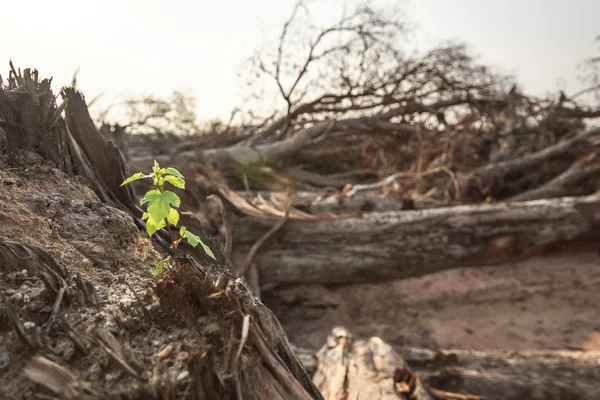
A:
23;322;36;330
10;292;23;302
176;371;189;382
176;351;190;361
157;345;174;360
20;269;27;276
4;288;15;295
23;294;30;303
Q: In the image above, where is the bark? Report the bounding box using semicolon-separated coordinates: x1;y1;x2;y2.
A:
311;327;435;400
505;153;600;202
229;194;600;285
402;347;600;400
472;127;600;180
297;330;600;400
234;190;442;216
129;97;469;171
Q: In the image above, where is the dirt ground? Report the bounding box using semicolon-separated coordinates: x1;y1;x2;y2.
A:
0;151;202;399
265;251;600;352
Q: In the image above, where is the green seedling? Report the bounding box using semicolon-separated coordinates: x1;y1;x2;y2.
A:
121;160;216;276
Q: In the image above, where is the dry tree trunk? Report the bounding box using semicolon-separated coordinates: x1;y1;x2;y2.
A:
298;328;600;400
401;347;600;400
310;327;435;400
229;193;600;286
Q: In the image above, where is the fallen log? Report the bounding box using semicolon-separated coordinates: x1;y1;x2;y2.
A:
297;329;600;400
234;190;443;216
311;327;435;400
402;347;600;400
229;194;600;285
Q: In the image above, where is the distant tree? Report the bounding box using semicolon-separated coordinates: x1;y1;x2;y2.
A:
573;35;600;106
235;0;514;142
96;91;203;136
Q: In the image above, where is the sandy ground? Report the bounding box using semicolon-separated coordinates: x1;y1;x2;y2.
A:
264;252;600;352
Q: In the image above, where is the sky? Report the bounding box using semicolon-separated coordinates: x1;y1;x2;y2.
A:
2;0;598;122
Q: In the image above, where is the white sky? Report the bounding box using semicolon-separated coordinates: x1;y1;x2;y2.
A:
2;0;598;122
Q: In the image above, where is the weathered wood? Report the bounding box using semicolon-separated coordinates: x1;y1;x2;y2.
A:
235;190;443;216
472;127;600;180
298;336;600;400
230;194;600;285
402;347;600;400
312;327;434;400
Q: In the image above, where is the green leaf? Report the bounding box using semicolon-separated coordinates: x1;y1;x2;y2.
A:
185;230;216;260
142;190;180;222
179;226;187;237
140;189;160;206
145;215;166;236
166;167;184;179
152;262;164;277
121;172;149;187
162;191;181;207
142;212;150;221
200;242;217;260
167;207;180;226
152;256;171;277
184;230;200;246
164;175;185;189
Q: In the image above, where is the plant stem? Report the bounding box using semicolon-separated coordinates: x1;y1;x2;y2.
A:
165;222;181;270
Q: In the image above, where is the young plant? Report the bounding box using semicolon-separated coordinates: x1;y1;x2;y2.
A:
121;160;216;276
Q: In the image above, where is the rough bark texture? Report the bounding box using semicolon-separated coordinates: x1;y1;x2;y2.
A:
311;327;434;400
297;329;600;400
402;347;600;400
228;194;600;286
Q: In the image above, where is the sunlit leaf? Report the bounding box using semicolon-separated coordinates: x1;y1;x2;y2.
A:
153;255;171;277
185;230;216;260
179;226;187;237
166;167;184;179
140;189;160;206
143;190;180;222
167;207;180;226
164;175;185;189
184;230;200;246
200;241;217;261
121;172;149;187
145;215;166;236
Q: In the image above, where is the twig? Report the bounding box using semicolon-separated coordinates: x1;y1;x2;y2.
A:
6;299;34;347
249;324;314;400
45;285;66;336
232;315;250;400
207;195;233;266
344;167;447;198
238;197;292;276
428;387;485;400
